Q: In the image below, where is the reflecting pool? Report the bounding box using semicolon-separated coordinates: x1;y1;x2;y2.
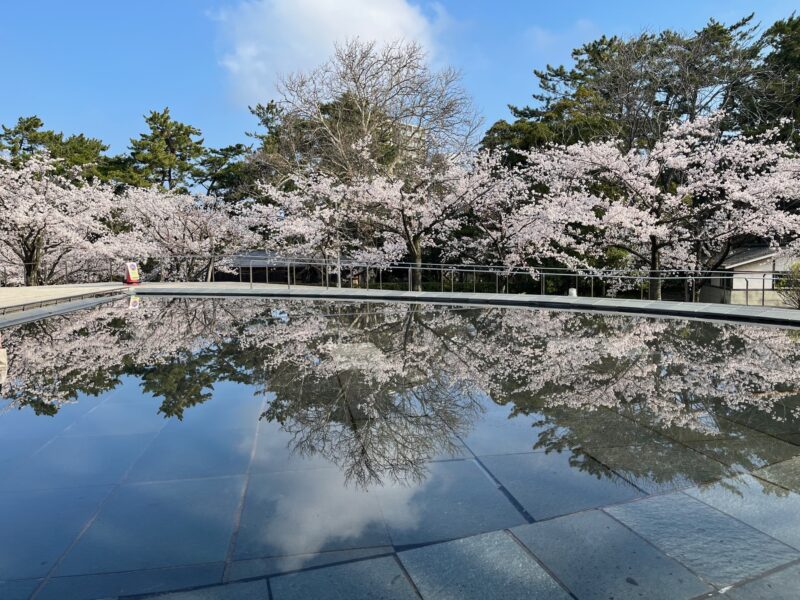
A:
1;297;800;599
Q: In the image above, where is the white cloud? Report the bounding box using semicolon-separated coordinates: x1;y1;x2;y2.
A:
215;0;440;105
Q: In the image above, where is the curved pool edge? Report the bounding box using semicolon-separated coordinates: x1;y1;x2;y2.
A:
128;282;800;329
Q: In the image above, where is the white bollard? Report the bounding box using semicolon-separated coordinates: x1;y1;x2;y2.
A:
568;287;578;297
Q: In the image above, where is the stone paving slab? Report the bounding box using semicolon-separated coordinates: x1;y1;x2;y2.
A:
148;580;267;600
0;485;113;579
58;477;246;576
269;555;418;600
398;530;571;600
726;562;800;599
511;510;712;599
480;451;643;519
605;493;800;586
755;457;800;492
685;474;800;551
36;563;225;600
225;547;394;582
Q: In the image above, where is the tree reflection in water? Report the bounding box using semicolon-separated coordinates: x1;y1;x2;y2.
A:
1;297;799;488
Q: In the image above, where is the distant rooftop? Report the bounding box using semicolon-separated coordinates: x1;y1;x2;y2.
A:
721;247;777;269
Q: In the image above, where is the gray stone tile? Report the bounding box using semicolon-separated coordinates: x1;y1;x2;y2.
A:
0;435;52;466
234;470;390;559
776;432;800;446
0;394;104;439
480;451;643;519
58;476;245;575
227;547;393;581
0;486;111;579
605;493;800;585
0;433;155;491
685;474;800;550
554;411;668;451
638;415;765;444
512;511;712;600
756;457;800;492
153;580;268;600
62;402;168;436
727;562;800;599
0;579;41;600
37;563;224;599
156;381;265;431
127;427;255;482
250;420;338;473
270;555;418;600
377;459;528;546
686;433;800;472
399;530;571;600
586;442;731;493
103;375;159;404
460;407;553;456
724;405;800;440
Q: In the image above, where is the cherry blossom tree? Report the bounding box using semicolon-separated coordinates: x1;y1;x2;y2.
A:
516;113;800;299
0;153;116;285
254;171;373;286
350;152;519;290
118;187;259;281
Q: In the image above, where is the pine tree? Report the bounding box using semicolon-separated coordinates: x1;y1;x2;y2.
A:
129;107;204;191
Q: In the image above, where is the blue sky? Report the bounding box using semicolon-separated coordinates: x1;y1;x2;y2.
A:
1;1;797;154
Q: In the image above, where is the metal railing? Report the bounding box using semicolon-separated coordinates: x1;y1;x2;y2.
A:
2;255;796;308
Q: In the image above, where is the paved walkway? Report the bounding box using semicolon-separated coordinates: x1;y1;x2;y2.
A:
133;281;800;328
1;281;798;328
0;283;125;312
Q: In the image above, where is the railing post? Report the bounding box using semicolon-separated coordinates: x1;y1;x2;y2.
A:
541;273;546;295
287;260;291;290
745;277;749;306
408;265;411;291
762;273;766;307
249;260;253;289
495;270;499;293
590;274;594;298
379;268;382;290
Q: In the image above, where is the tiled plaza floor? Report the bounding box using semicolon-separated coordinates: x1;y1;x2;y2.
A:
2;386;800;599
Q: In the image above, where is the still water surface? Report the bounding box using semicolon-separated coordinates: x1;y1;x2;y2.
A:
1;298;800;599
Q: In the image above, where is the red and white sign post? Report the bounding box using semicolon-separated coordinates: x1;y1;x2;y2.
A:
124;262;140;285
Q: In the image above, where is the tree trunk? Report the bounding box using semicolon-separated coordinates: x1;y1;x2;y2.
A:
648;239;661;300
24;238;44;286
206;255;215;282
413;253;422;291
24;262;39;286
406;237;423;292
